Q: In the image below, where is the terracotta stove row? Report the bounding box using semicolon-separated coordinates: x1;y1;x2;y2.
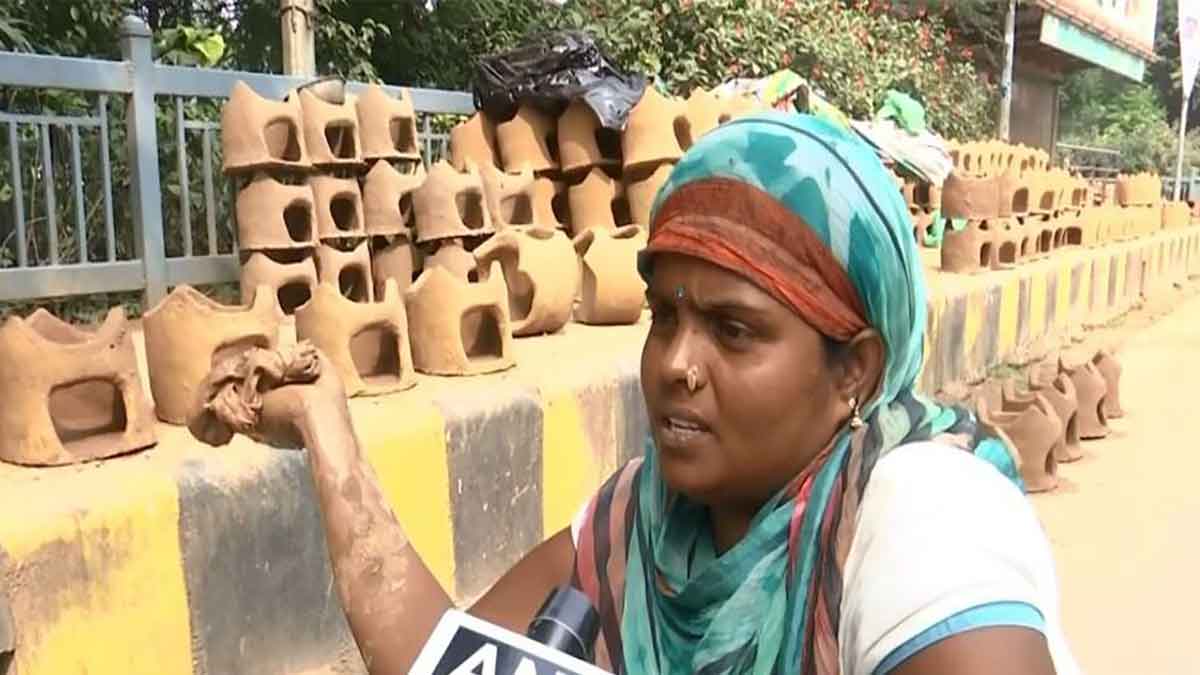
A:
967;349;1123;494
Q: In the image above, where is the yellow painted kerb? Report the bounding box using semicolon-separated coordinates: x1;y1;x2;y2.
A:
1055;263;1072;330
0;463;192;674
996;276;1021;358
1027;269;1047;342
540;386;602;537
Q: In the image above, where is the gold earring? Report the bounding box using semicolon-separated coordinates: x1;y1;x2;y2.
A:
686;365;700;393
848;396;864;430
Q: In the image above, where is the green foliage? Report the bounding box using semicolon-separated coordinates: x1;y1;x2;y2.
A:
547;0;997;140
1060;67;1194;174
157;26;226;66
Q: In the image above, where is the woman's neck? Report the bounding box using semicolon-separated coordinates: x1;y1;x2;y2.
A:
708;503;759;554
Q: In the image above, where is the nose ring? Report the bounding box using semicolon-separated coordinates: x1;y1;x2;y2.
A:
686;365;700;393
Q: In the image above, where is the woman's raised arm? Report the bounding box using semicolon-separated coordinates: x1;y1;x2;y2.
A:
188;343;575;673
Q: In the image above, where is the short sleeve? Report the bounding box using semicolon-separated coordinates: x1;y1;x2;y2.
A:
838;442;1080;675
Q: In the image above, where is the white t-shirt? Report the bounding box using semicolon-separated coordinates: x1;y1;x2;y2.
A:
571;441;1080;674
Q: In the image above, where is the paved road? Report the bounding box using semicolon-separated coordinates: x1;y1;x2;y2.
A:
1031;291;1200;674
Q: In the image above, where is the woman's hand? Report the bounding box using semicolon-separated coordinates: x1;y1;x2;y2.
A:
188;341;348;450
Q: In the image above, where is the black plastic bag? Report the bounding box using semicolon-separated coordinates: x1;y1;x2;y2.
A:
473;31;646;130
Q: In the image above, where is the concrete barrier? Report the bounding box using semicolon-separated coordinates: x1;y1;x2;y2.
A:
0;227;1196;674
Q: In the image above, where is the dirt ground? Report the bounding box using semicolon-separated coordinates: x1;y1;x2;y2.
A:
1029;288;1200;674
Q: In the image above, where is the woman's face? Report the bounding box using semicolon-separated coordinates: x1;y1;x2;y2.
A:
641;253;851;511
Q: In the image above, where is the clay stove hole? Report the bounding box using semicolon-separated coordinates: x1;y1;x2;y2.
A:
979;242;993;268
460;306;504;361
551;190;570;225
999;241;1017;264
456;190;486;230
596;128;622;162
284;201;313;242
350;324;402;386
49;379;126;450
612;196;633;226
278;282;313;314
1039;230;1054;253
495;249;534;321
915;183;931;206
503;194;534;225
1012;188;1029;214
264;120;302;162
398;193;414;222
673;117;694;150
339;266;370;302
325;122;357;159
390;118;416;153
331;194;359;231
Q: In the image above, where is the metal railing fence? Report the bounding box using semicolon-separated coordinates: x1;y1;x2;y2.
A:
0;15;473;307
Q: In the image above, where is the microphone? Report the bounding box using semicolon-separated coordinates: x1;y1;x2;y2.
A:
525;586;601;662
410;586;610;675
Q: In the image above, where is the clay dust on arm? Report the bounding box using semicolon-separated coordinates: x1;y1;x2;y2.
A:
188;343;450;674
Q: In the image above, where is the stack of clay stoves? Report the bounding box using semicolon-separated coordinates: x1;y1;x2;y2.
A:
439;102;579;341
223;80;372;312
221;80;425;395
939;140;1090;274
448;85;766;326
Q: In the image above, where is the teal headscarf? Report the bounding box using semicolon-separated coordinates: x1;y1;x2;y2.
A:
573;113;1019;675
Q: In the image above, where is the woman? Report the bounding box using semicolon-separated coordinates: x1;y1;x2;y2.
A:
191;113;1077;674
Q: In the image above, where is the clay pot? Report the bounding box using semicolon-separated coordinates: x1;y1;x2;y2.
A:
240;250;319;314
316;239;374;303
626;163;675;226
0;308;156;466
573;225;648;325
412;161;494;243
294;280;416;397
495;104;558;173
235;173;316;250
942;172;1001;220
1024;368;1083;462
370;234;419;298
450;113;499;172
404;260;515;376
977;391;1061;493
477;163;537;230
1059;354;1109;440
1091;349;1124;419
310;174;366;239
475;226;578;337
362;160;425;237
297;87;363;169
143;284;283;424
557;100;621;174
355;84;420;162
568;168;630;236
622;87;685;170
221;81;310;174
